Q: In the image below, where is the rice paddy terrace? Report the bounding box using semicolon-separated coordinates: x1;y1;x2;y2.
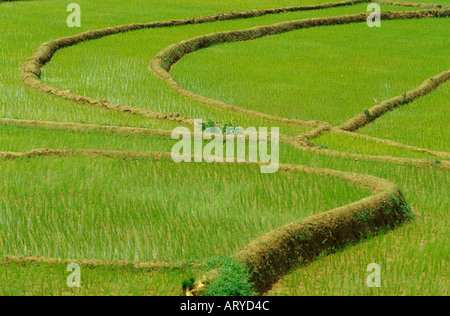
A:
0;0;448;295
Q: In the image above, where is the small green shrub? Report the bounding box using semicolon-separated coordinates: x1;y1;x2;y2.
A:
203;256;255;296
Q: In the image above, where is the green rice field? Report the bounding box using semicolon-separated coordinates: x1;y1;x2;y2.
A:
0;0;448;297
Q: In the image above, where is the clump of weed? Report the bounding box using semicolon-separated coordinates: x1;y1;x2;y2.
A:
315;142;330;149
222;121;242;134
182;275;196;293
362;109;375;122
352;209;374;223
203;256;255;296
389;195;414;220
201;120;242;134
386;102;395;110
201;120;220;133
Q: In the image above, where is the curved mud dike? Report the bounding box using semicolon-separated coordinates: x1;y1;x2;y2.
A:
283;136;450;169
179;163;413;294
325;128;450;159
0;117;175;137
340;70;450;132
0;255;199;271
150;9;449;128
235;166;411;294
19;1;448;164
21;0;365;127
373;0;443;9
293;122;450;162
149;7;450;165
300;70;450;160
2;117;447;169
0;148;413;295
